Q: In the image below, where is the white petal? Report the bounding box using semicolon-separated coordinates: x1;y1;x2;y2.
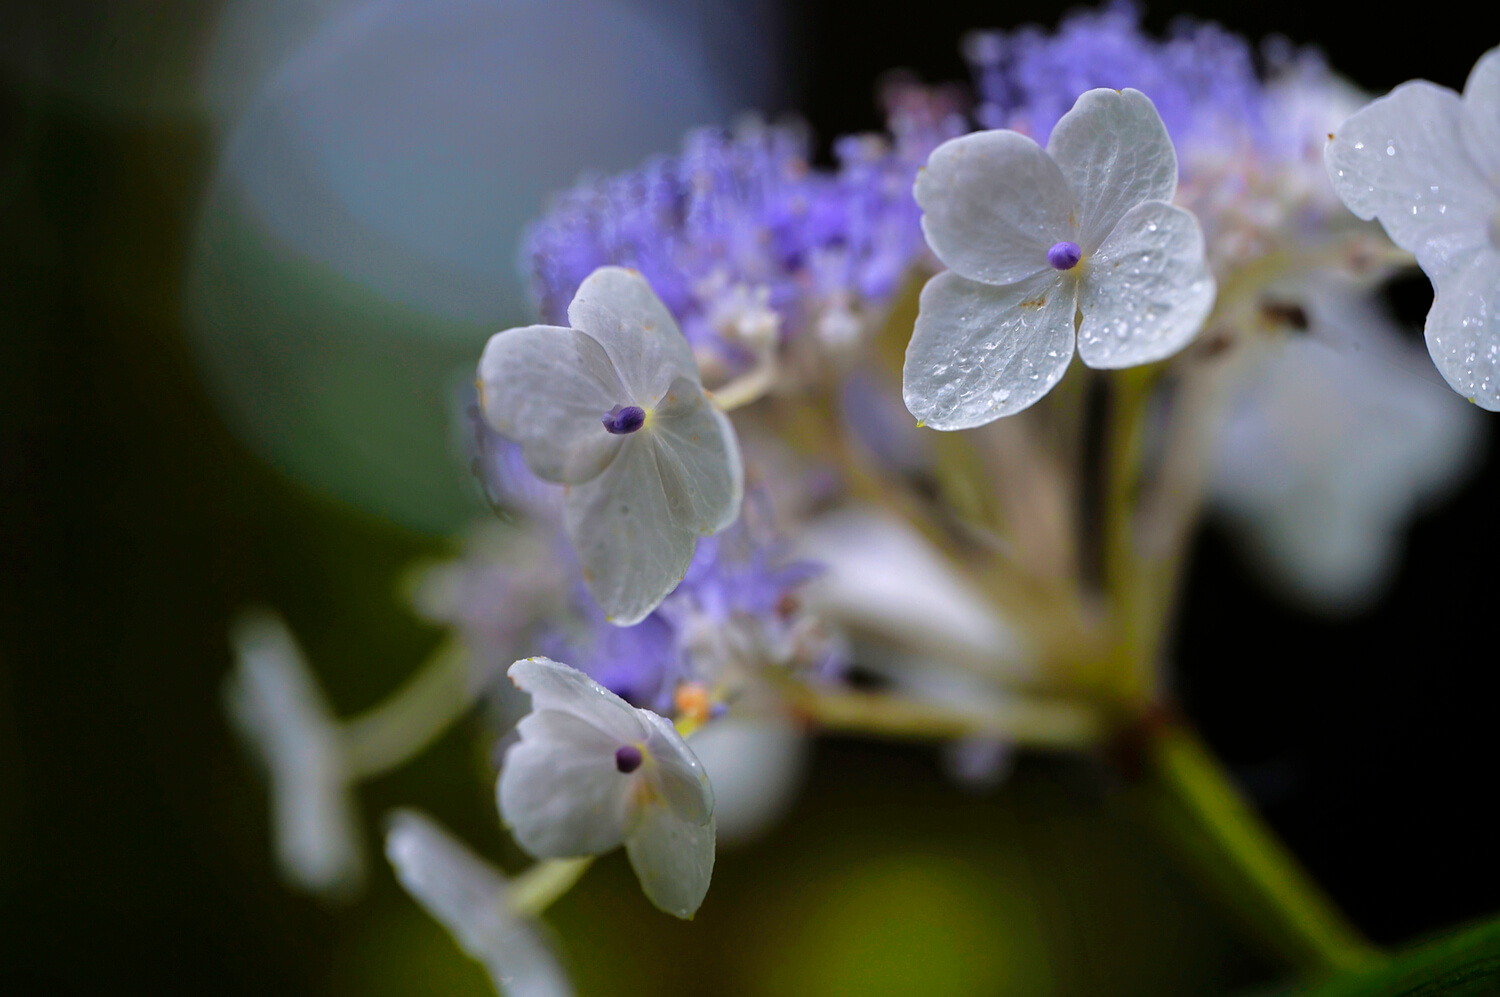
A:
564;435;697;625
1463;47;1500;181
914;129;1075;286
1426;255;1500;410
687;717;808;845
507;657;646;743
1077;201;1215;369
1047;88;1178;254
1326;81;1499;284
498;709;636;857
385;811;573;997
225;612;362;896
478;325;627;484
1211;291;1484;612
903;269;1075;429
639;710;714;826
624;805;716;919
794;507;1033;679
647;380;744;535
566;266;700;403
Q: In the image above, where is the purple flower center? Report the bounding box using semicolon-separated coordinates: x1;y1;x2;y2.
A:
1047;241;1082;271
602;404;647;435
615;744;643;773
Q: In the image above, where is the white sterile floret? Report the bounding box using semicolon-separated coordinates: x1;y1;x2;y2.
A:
687;715;809;846
385;810;573;997
905;88;1216;429
1325;47;1500;409
497;657;716;918
794;506;1032;680
1211;286;1484;612
478;266;744;625
224;610;362;896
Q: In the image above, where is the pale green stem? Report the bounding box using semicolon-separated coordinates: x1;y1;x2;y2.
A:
789;684;1105;747
1101;365;1160;703
1095;243;1389;974
1144;722;1383;975
708;348;778;411
508;857;595;916
341;639;477;780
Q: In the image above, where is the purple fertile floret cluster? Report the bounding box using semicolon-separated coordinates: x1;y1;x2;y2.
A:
535;519;828;713
965;1;1267;153
524;85;963;365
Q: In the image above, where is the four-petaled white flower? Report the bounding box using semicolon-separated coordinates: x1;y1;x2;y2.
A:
904;88;1216;429
1325;47;1500;410
497;657;716;919
385;809;573;997
479;266;744;625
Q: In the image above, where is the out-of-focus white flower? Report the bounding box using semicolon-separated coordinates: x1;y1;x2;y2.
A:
224;610;362;896
478;267;744;625
384;810;573;997
905;88;1215;428
794;507;1032;680
1326;47;1500;409
686;715;809;846
1211;285;1485;612
497;658;716;918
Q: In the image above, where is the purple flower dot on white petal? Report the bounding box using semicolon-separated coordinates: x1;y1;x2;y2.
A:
615;744;644;773
1047;241;1082;270
602;405;647;435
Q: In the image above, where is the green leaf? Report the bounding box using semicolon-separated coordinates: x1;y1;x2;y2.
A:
1277;916;1500;997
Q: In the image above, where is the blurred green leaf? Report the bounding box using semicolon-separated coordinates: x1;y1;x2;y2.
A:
1276;916;1500;997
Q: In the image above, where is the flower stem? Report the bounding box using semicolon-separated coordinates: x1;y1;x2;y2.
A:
786;684;1105;747
1139;718;1383;976
341;639;476;779
707;348;778;411
1101;364;1160;701
508;857;595;916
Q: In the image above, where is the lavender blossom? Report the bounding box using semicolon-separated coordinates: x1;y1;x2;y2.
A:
524;88;962;373
964;2;1265;154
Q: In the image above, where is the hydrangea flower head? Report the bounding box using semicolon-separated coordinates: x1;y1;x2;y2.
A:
905;88;1216;428
1325;47;1500;409
478;266;744;625
497;657;715;919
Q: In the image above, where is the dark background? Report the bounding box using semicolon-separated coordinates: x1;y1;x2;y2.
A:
3;1;1498;994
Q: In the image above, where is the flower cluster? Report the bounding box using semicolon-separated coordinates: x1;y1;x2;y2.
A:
965;3;1264;153
525;86;964;378
223;9;1495;997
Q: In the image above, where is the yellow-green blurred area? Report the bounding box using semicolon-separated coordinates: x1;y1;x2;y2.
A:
4;1;1500;995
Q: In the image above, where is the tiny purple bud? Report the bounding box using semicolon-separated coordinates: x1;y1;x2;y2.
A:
602;404;647;435
1047;241;1082;271
615;744;643;773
